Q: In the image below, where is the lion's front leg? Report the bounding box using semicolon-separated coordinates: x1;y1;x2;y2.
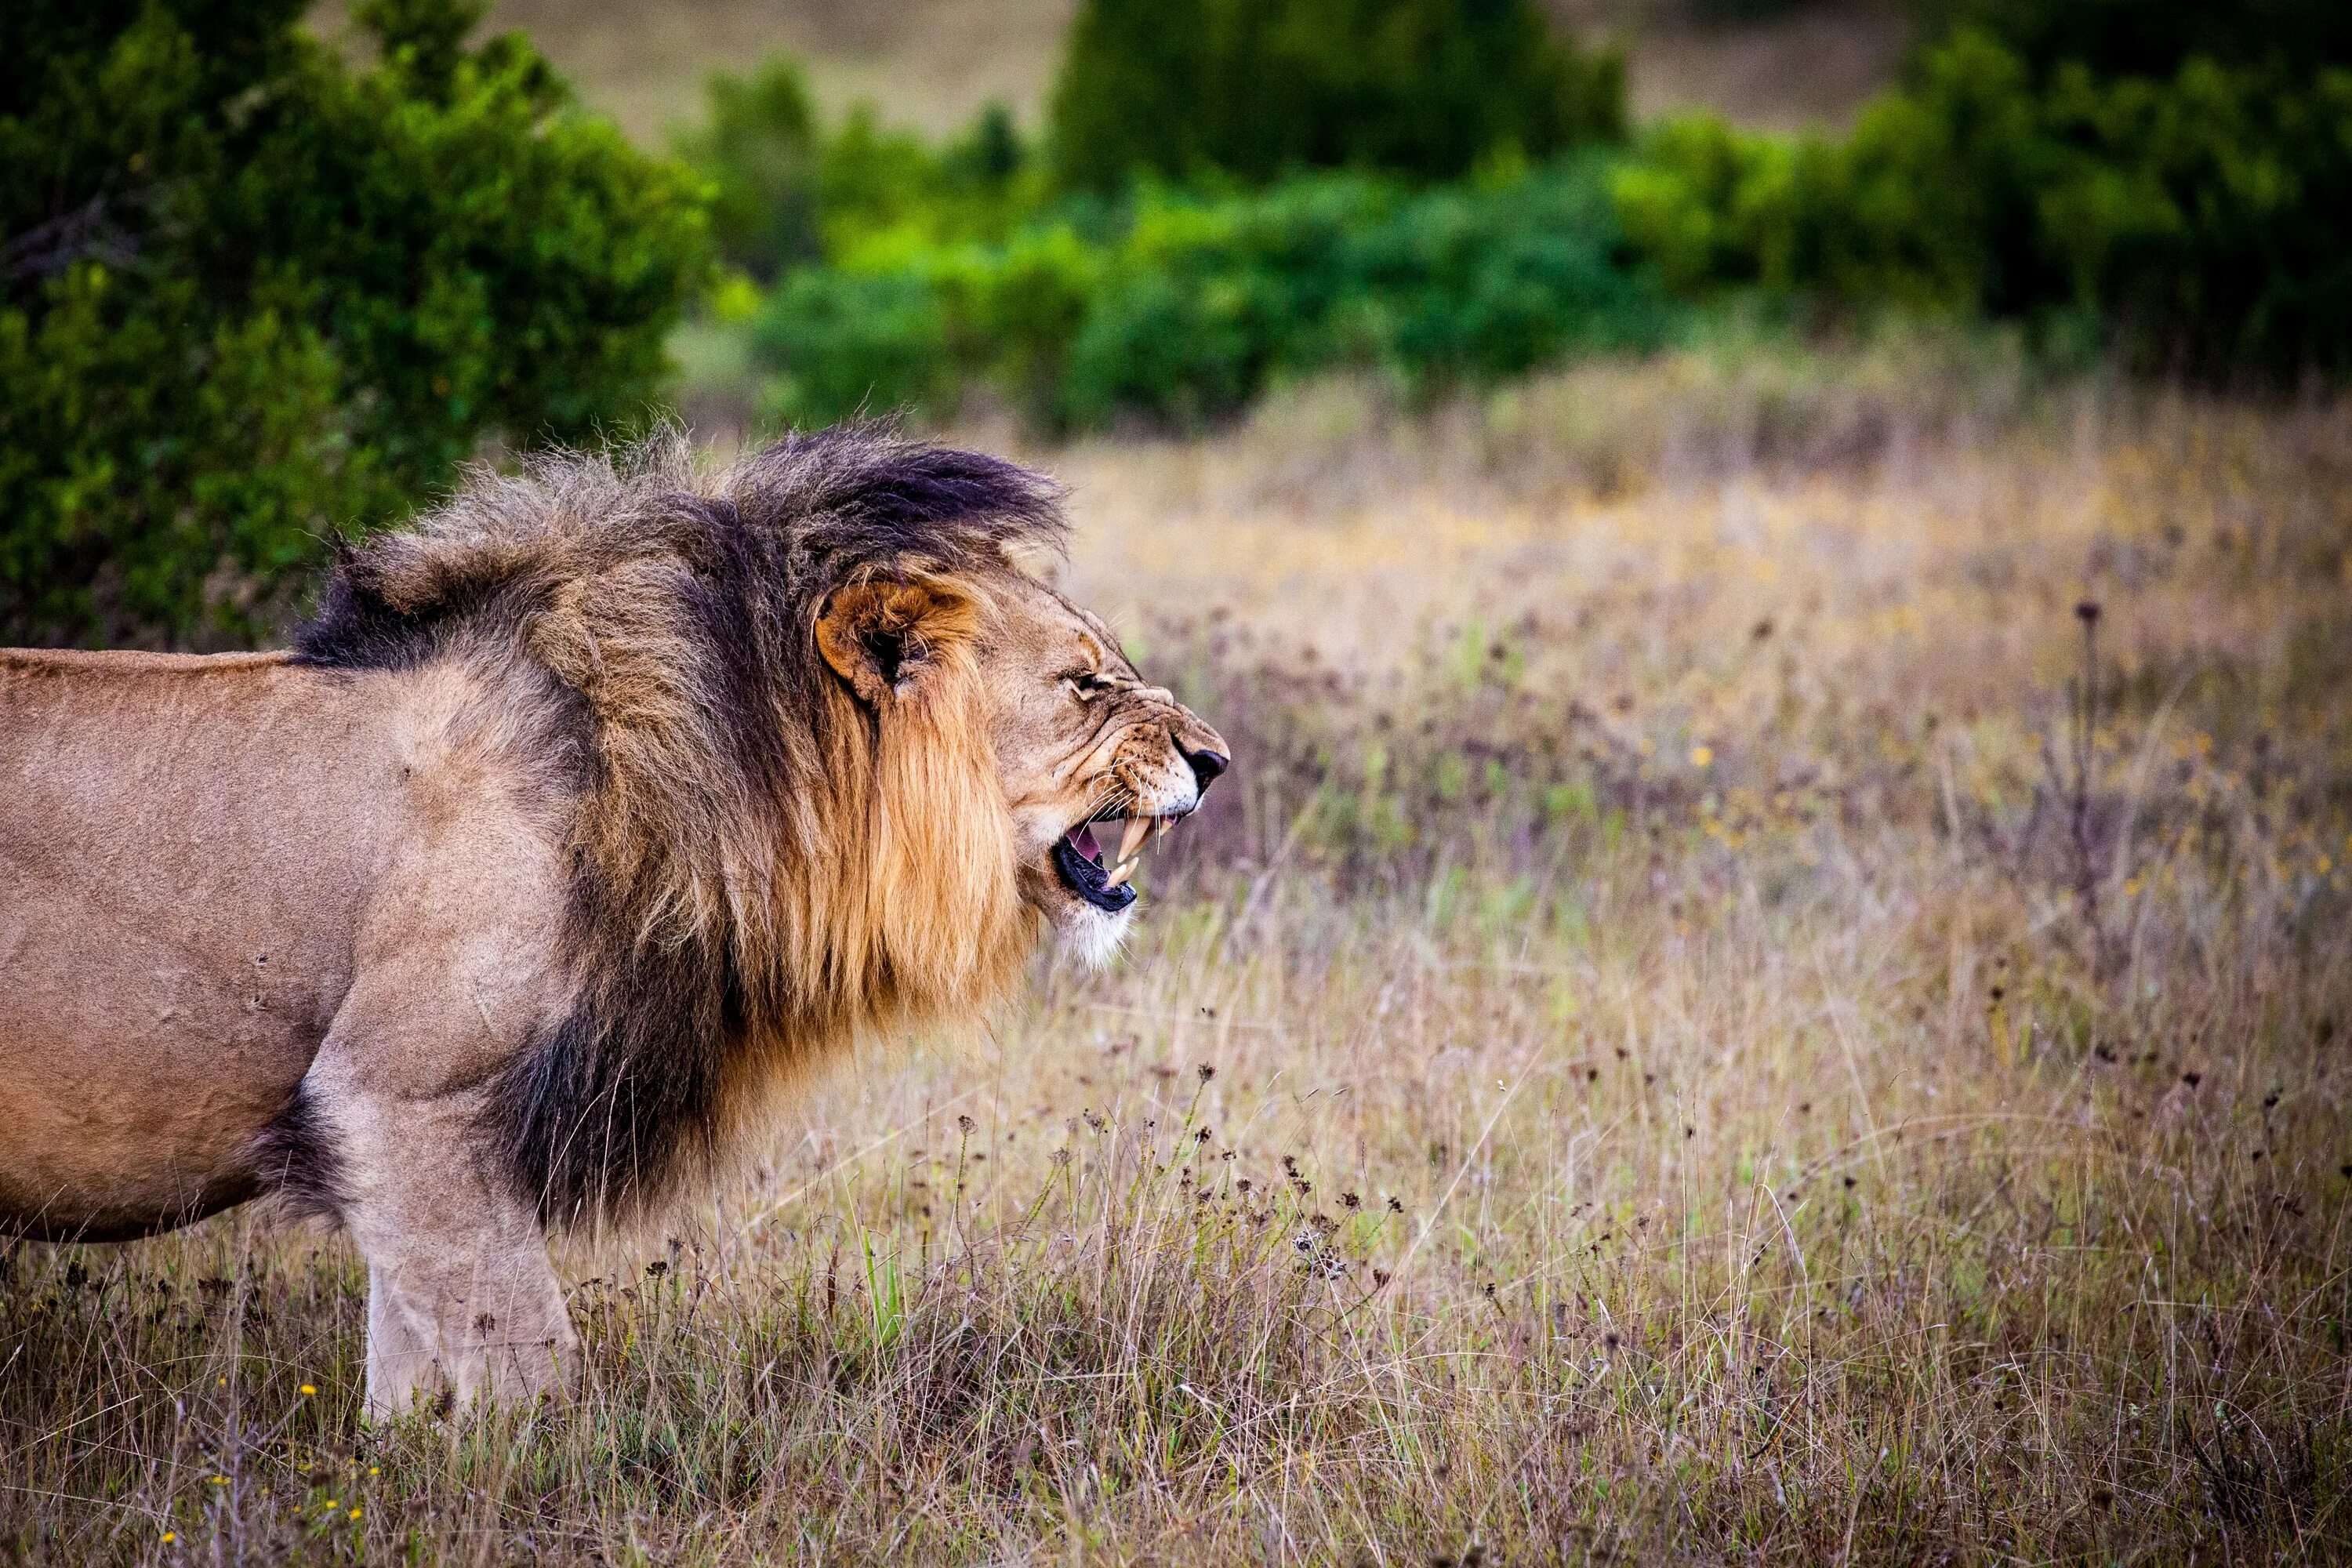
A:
300;975;577;1420
350;1189;575;1419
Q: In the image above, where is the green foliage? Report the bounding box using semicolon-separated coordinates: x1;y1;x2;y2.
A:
749;158;1681;432
726;0;2350;436
675;58;1049;289
1048;0;1624;193
0;0;708;647
750;269;951;429
1062;163;1675;425
1614;27;2352;376
818;103;1045;255
1915;0;2351;80
673;56;822;282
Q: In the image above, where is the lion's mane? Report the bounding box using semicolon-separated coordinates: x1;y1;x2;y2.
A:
295;426;1066;1225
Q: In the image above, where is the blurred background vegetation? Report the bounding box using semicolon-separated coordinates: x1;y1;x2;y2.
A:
4;0;2347;645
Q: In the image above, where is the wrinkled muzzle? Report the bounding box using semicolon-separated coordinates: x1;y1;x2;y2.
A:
1051;701;1229;914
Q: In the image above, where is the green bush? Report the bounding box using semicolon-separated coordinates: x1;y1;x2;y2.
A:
747;157;1681;432
1063;162;1677;425
727;0;2348;438
1048;0;1624;192
677;60;1047;285
673;56;823;283
750;268;952;429
1917;0;2349;80
1614;27;2352;376
0;0;708;647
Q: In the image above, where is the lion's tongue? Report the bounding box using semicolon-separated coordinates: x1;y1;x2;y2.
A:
1069;823;1102;866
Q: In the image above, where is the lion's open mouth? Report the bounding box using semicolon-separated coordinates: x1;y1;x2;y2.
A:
1051;815;1175;913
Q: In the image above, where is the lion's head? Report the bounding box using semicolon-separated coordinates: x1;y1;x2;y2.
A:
815;569;1227;970
296;424;1225;1223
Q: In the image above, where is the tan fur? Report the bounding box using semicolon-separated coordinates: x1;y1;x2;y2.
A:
0;433;1225;1417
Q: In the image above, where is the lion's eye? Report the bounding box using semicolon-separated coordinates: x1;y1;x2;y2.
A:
1065;671;1106;699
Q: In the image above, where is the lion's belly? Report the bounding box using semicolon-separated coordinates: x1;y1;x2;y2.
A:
0;651;386;1240
0;866;336;1237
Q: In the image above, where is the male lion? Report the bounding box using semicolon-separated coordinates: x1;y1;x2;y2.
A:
0;427;1226;1416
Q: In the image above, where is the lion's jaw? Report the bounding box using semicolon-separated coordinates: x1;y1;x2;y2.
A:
980;573;1229;968
1053;877;1136;969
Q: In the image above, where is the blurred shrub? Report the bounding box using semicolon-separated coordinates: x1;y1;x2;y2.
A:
750;268;951;429
0;0;708;647
1063;163;1677;425
818;103;1045;255
750;158;1682;431
677;60;1047;284
673;56;823;282
1916;0;2350;81
1049;0;1624;192
725;0;2351;439
1616;24;2352;376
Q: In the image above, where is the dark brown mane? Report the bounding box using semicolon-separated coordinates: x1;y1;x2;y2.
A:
296;424;1065;1225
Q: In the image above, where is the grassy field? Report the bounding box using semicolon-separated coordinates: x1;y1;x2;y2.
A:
5;341;2350;1563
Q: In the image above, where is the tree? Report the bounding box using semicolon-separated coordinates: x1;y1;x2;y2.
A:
1048;0;1623;194
0;0;709;647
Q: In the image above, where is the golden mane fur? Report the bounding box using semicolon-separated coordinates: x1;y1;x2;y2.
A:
295;425;1065;1223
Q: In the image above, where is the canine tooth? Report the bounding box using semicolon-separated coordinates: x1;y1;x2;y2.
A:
1118;815;1152;868
1105;860;1135;889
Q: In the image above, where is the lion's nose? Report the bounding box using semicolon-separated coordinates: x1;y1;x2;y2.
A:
1182;744;1229;792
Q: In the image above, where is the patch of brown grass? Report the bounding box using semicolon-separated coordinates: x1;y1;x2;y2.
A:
5;350;2349;1563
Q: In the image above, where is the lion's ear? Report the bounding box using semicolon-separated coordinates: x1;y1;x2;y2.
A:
815;579;979;705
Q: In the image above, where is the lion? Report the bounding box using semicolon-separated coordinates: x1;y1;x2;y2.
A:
0;426;1227;1417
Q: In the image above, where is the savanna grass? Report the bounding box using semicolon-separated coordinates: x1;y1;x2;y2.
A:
4;346;2349;1563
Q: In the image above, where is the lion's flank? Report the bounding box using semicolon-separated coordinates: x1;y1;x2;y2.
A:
296;424;1065;1227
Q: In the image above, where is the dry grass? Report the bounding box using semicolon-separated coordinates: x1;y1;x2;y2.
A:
5;347;2351;1563
473;0;1078;142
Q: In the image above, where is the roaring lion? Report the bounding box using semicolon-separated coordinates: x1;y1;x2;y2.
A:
0;427;1227;1415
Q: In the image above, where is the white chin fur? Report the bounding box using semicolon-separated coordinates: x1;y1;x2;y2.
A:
1058;902;1134;970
